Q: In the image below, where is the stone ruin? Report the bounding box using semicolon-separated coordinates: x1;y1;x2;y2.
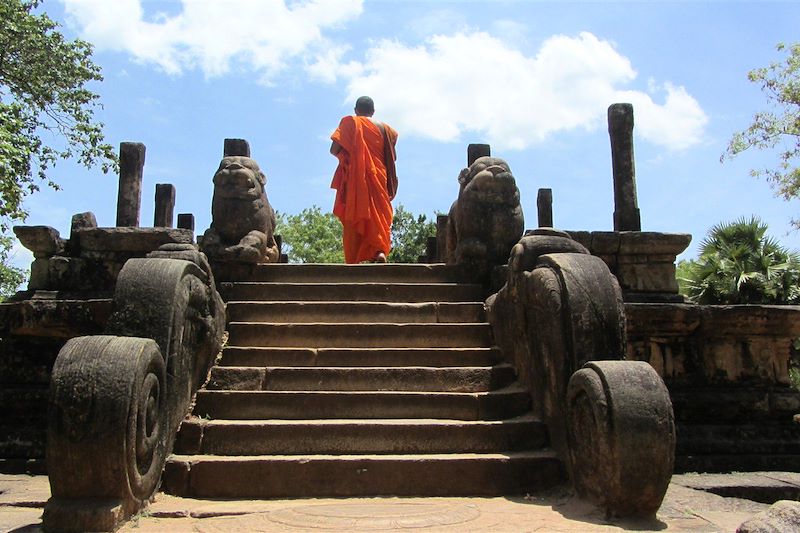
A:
0;138;279;529
0;108;798;530
432;103;800;479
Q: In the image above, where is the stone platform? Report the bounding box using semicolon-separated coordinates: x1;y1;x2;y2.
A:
2;472;796;532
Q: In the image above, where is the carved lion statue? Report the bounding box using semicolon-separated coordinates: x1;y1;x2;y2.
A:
445;156;524;268
200;156;279;263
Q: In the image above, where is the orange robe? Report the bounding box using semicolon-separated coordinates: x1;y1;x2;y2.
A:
330;115;398;264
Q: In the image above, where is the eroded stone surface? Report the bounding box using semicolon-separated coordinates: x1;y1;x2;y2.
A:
444;155;524;276
77;227;193;252
14;225;64;258
201;154;279;264
736;500;800;533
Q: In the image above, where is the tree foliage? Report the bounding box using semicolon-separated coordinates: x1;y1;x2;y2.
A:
0;0;116;227
388;205;437;263
723;43;800;226
678;216;800;305
0;235;26;301
276;206;344;263
276;204;437;264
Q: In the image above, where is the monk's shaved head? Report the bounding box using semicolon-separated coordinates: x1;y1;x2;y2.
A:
354;96;375;116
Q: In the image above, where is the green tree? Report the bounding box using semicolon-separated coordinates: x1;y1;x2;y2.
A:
678;216;800;304
276;206;344;263
722;43;800;226
1;0;116;227
388;205;437;263
0;235;26;301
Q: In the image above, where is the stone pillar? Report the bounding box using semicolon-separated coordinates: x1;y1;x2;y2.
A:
224;138;250;157
177;214;195;232
436;214;449;263
537;188;553;228
67;211;97;255
608;104;641;231
116;142;146;227
467;144;490;166
154;184;176;228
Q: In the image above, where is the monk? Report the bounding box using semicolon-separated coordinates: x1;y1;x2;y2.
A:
330;96;398;264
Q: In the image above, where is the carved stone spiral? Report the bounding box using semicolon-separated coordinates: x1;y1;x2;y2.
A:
46;336;166;513
566;360;675;518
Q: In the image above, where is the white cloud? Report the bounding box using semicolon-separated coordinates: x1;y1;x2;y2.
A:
306;44;363;84
335;31;707;151
61;0;363;82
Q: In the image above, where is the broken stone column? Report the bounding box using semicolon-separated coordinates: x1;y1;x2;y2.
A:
608;104;641;231
224;138;250;157
154;184;176;228
66;211;97;256
116;142;146;227
177;213;195;232
467;144;490;166
537;188;553;228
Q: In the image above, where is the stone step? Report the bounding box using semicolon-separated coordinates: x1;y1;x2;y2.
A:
219;347;502;368
193;386;531;421
163;451;564;498
232;263;477;284
227;323;494;349
220;282;485;303
226;301;486;323
174;415;547;456
206;364;517;393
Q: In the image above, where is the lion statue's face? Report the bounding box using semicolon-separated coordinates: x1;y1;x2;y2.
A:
459;156;519;205
213;156;266;200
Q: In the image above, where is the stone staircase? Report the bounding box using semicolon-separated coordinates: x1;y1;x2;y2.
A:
163;263;563;498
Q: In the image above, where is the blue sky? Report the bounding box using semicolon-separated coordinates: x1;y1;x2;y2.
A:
9;0;800;270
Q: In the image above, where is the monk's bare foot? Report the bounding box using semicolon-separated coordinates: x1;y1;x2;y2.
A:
374;252;387;263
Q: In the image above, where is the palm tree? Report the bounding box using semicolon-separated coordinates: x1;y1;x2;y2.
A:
680;216;800;304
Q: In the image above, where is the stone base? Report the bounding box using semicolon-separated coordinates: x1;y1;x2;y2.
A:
43;497;130;532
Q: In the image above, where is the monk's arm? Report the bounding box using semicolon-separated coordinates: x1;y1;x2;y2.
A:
330;141;342;156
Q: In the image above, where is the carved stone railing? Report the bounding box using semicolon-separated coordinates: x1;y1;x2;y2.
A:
487;229;675;518
42;246;225;532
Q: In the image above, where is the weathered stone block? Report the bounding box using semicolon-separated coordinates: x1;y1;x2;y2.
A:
467;143;490;165
177;213;195;232
14;226;64;258
67;212;98;256
0;298;112;338
617;231;691;255
737;500;800;532
28;258;50;290
77;227;193;252
588;231;621;255
224;138;250;157
617;262;678;293
626;303;800;386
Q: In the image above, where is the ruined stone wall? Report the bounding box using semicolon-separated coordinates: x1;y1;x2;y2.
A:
626;303;800;472
0;300;111;472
